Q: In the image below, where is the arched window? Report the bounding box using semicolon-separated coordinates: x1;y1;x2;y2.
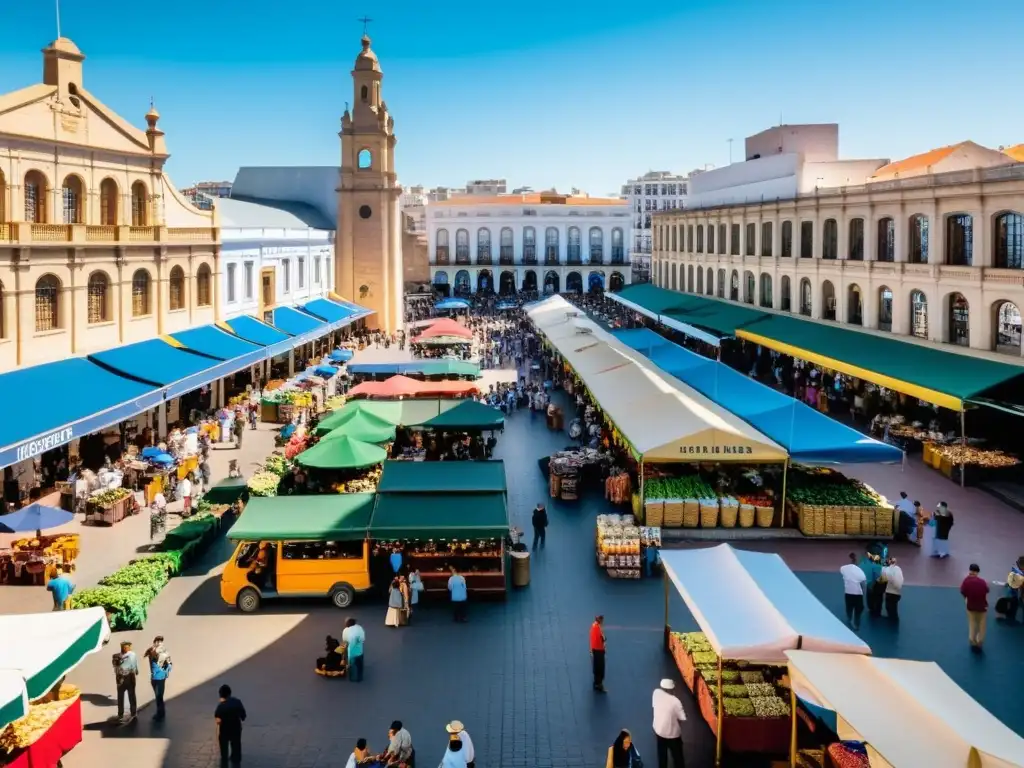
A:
876;218;895;262
759;273;772;308
799;278;812;316
168;265;185;311
910;290;928;338
994;301;1022;355
745;223;756;257
455;229;469;263
670;227;677;252
545;227;559;264
499;227;514;264
708;224;715;254
567;227;581;263
436;229;450;264
949;293;970;346
696;266;704;294
878;287;893;331
719;224;727;255
132;269;152;316
822;280;836;319
61;175;83;224
99;178;119;226
476;228;491;264
761;222;773;257
87;271;110;323
671;263;678;291
589;227;604;264
780;276;792;311
848;218;864;261
994;212;1024;269
687;265;694;293
687;225;694;253
946;214;973;266
822;219;838;260
781;221;793;257
196;264;212;306
729;270;739;301
909;215;929;263
357;149;372;169
611;228;624;263
523;227;536;263
131;181;148;226
743;270;755;304
696;225;704;253
800;221;813;258
730;224;740;256
35;274;61;331
24;170;48;223
847;284;863;325
716;268;725;299
705;267;713;296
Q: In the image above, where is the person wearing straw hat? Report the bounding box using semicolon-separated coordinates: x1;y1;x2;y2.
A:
652;679;686;767
446;721;475;768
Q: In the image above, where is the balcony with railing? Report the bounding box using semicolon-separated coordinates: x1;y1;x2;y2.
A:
566;245;582;265
3;223;220;245
522;246;537;265
435;246;450;265
499;246;514;265
611;247;626;265
544;248;560;266
590;248;604;266
455;246;471;265
476;246;492;266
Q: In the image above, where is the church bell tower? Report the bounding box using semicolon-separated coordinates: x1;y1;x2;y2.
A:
336;33;403;333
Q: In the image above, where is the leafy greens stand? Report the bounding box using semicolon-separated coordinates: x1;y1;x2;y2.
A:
660;545;870;766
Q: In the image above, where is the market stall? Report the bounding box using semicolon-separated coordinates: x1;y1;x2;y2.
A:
313;399;467;435
345;375;480;400
595;514;660;579
785;650;1024;768
411;318;473;342
0;504;79;586
660;545;870;765
0;608;110;767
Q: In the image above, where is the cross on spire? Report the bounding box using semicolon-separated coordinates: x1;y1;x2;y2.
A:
358;16;372;36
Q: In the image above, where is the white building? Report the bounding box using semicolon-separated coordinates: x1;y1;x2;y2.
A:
621;171;689;279
426;192;632;295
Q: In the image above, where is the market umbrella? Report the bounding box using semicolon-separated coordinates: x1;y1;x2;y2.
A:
0;503;74;533
314;365;339;378
414;318;473;340
296;435;387;470
411;335;474;346
347;375;424;399
329;349;354;363
0;607;110;729
321;410;396;444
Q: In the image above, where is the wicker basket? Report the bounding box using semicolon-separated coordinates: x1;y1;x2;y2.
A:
644;500;664;527
798;504;824;536
738;504;755;528
860;507;876;536
922;442;935;466
824;507;845;535
844;507;862;536
875;506;894;536
664;501;685;528
719;503;738;528
755;505;774;528
700;501;720;528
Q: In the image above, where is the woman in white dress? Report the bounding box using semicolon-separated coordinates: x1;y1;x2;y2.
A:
921;506;937;556
384;577;404;627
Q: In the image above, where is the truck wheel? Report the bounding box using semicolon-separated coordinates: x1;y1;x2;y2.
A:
237;587;261;613
330;584;354;609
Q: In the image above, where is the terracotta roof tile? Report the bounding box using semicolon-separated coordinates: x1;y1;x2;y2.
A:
1004;144;1024;163
431;193;624;207
870;142;966;179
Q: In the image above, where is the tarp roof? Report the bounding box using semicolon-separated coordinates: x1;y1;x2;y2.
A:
528;296;788;462
171;325;265;361
222;315;294;353
377;460;507;493
369;492;509;539
347;376;480;399
227;494;375;541
295;434;388;469
661;545;871;662
614;328;901;464
415;318;473;340
320;410;397;444
418;399;504;430
786;651;1024;768
313;400;465;435
302;297;355;324
738;315;1024;411
271;305;326;337
346;360;481;378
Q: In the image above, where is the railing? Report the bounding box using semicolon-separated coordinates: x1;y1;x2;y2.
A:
544;254;560;266
566;256;582;266
166;227;212;242
499;247;514;265
455;249;470;264
31;224;71;242
476;253;492;266
436;247;450;265
0;224;8;241
590;254;604;265
567;246;581;262
129;226;156;242
86;225;117;242
611;250;626;264
522;252;537;265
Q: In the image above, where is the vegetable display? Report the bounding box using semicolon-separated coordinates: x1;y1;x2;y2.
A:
645;476;715;500
247;471;281;497
91;487;131;507
786;466;884;507
263;454;291;477
0;685;80;751
930;444;1019;468
324;395;346;412
751;697;790;717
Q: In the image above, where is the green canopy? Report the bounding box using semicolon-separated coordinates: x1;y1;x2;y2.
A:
313;399;465;436
369;492;509;539
377;459;507;493
227;494;375;541
417;360;481;378
321;410;397;444
418;399;504;430
296;435;388;470
202;477;248;505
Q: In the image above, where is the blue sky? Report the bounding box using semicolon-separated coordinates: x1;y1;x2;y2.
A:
2;1;1021;195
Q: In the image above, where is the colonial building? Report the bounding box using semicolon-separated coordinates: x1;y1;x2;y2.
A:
426;192;632;295
0;37;219;370
336;34;404;334
651;140;1024;357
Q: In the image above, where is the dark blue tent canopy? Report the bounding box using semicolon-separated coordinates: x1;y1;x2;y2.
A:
329;349;354;363
0;503;74;533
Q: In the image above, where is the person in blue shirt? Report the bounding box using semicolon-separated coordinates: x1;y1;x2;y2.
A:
46;564;74;611
447;566;468;623
389;547;403;576
144;636;172;721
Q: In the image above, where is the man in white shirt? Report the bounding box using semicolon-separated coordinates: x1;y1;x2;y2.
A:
446;720;475;768
179;475;193;517
895;491;917;542
882;557;904;621
840;552;867;630
652;679;686;768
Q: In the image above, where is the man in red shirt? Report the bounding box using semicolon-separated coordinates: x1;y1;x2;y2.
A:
960;563;990;651
589;615;606;693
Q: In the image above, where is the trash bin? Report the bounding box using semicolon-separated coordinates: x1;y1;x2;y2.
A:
510;550;531;588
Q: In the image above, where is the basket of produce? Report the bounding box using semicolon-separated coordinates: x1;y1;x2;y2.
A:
0;685;81;753
719;500;738;528
755;505;774;528
844;507;862;536
824;507;845;535
860;507;876;536
664;501;685;528
874;506;894;536
644;499;664;527
247;471;281;498
680;500;697;528
699;499;719;528
922;441;936;466
738;504;755;528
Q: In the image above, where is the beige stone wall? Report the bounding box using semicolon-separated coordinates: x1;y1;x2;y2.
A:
402;215;429;290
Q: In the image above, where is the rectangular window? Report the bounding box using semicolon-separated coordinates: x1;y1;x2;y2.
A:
227;263;237;303
781;221;793;257
730;224;740;255
282;259;290;292
281;540;364;560
298;257;305;288
800;222;813;258
761;222;773;257
315;257;322;284
718;224;727;254
745;223;756;256
687;225;694;252
697;226;704;253
244;262;254;299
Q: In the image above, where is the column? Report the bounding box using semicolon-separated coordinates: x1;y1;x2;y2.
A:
157;400;168;438
288;350;296;376
216;378;226;408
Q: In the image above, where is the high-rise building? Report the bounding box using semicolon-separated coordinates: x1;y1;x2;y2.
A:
620;171;689;281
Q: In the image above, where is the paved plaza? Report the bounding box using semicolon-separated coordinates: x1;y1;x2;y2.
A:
4;345;1023;768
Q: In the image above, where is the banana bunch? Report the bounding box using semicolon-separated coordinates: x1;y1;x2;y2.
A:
0;688;78;751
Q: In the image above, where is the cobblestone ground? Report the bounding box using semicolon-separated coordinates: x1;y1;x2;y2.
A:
6;342;1021;768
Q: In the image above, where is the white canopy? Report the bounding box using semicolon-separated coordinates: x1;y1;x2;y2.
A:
661;544;870;662
0;607;110;729
527;296;787;462
786;651;1024;768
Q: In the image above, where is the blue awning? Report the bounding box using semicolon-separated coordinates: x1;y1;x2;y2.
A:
90;339;263;400
614;328;902;464
329;349;354;363
0;359;163;468
223;316;294;358
271;306;327;338
302;298;355;325
435;298;471;310
171;325;266;361
313;365;339;378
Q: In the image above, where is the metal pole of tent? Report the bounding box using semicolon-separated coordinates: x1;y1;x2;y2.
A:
789;685;798;768
960;406;966;488
663;568;670;651
716;655;724;766
780;459;790;528
640;458;645;523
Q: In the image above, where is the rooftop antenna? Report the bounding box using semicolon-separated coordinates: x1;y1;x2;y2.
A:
55;0;61;38
358;15;373;36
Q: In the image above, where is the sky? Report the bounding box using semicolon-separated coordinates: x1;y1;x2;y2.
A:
2;1;1022;196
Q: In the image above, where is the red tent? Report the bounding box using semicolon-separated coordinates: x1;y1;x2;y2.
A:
414;318;473;340
346;375;480;399
414;380;480;397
